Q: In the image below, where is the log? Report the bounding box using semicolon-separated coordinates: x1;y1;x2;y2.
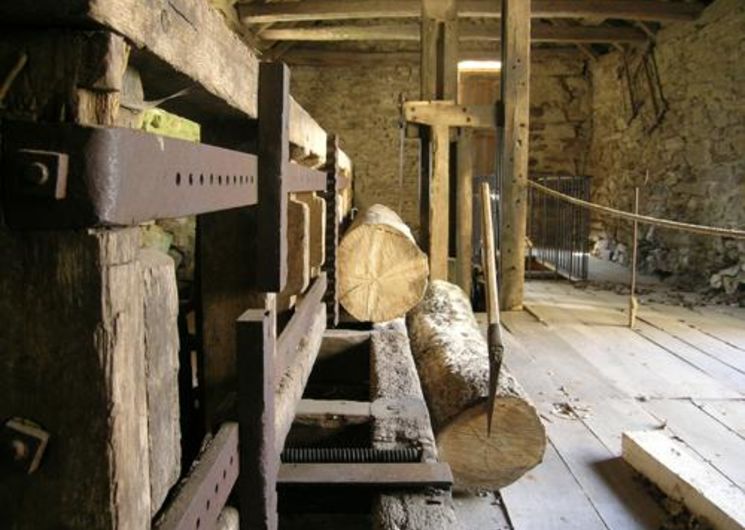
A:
337;204;429;322
407;280;545;490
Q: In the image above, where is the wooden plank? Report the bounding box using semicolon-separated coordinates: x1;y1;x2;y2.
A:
278;197;310;306
239;0;704;24
237;302;278;530
257;62;290;293
502;311;629;402
429;124;451;281
623;431;745;530
259;23;646;43
295;399;372;419
274;303;327;455
277;463;453;488
569;286;745;386
522;297;741;400
541;410;666;529
648;304;745;353
580;398;667;455
289;97;327;166
405;101;497;128
642;399;745;490
501;443;609;529
456;129;473;296
295;192;327;277
499;0;530;310
694;399;745;440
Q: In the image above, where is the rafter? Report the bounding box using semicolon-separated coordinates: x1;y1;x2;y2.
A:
239;0;704;25
259;23;647;44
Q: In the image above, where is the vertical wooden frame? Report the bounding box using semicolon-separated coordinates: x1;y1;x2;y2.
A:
323;135;341;327
237;300;278;530
257;62;290;293
499;0;531;309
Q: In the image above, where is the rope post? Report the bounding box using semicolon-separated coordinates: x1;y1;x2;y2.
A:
629;185;640;328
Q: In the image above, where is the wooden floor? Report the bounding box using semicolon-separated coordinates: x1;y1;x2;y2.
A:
484;279;745;530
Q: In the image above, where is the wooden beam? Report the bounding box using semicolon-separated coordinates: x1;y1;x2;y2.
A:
623;431;745;530
282;47;582;66
289;96;327;166
260;23;647;43
456;129;474;296
239;0;704;24
499;0;530;310
404;101;497;128
0;0;260;120
429;124;451;281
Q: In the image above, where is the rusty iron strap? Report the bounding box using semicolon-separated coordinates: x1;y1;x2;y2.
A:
1;121;258;229
155;423;239;530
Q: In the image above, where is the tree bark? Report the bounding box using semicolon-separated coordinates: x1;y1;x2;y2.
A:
407;280;545;490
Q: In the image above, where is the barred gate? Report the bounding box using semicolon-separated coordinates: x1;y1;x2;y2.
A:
526;174;591;281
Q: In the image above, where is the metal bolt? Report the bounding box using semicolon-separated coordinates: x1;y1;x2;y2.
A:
23;162;49;186
10;439;29;461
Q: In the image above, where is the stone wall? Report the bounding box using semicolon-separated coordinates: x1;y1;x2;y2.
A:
290;50;592;235
291;64;422;231
529;52;592;176
588;0;745;285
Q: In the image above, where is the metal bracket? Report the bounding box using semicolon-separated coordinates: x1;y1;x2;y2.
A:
155;423;238;530
1;417;49;475
1;121;259;229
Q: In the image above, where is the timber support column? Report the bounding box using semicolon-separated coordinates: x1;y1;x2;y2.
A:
499;0;531;310
420;0;458;281
456;128;473;296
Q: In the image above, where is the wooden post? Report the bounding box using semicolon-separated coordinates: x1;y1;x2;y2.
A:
430;123;451;280
421;0;458;280
237;299;278;530
0;31;152;529
629;186;640;328
456;128;473;295
257;62;290;293
499;0;531;310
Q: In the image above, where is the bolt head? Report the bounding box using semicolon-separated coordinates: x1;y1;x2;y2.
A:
23;162;49;186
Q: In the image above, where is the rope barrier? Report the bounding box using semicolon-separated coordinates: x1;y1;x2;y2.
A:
527;180;745;240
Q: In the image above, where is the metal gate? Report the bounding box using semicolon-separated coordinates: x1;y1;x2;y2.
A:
526;174;591;281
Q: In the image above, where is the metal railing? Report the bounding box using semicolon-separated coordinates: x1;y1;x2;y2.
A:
526;174;591;281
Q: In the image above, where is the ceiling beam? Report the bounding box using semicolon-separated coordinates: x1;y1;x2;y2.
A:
239;0;704;25
260;23;647;44
282;47;583;66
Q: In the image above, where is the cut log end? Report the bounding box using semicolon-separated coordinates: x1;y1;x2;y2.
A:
338;205;428;323
437;398;546;490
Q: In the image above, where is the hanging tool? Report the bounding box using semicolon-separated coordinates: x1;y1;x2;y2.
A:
480;182;504;435
397;92;407;216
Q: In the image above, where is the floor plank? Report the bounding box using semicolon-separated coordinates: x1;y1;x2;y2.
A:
542;413;666;530
694;399;745;440
501;443;609;530
642;398;745;490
